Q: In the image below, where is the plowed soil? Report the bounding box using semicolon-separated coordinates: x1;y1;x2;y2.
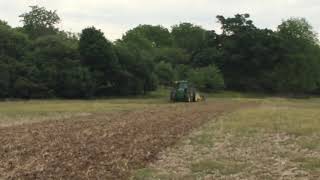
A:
0;101;255;179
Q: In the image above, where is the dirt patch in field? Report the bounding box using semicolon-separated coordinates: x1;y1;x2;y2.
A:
0;101;254;179
143;106;320;180
148;132;319;180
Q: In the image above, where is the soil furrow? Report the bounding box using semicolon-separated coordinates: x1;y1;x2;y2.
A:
0;101;254;179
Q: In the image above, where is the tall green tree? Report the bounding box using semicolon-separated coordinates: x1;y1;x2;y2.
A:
115;41;158;94
217;14;255;35
79;27;120;95
19;6;60;38
154;47;190;66
123;25;172;48
217;14;280;91
0;22;28;59
79;27;118;70
26;34;82;97
274;18;320;93
192;47;222;68
155;61;176;86
278;18;319;44
171;23;207;54
0;62;10;97
188;65;225;92
0;20;9;27
2;9;320;98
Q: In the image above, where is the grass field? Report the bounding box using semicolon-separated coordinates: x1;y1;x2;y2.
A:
132;96;320;179
0;91;320;179
0;89;256;127
0;90;253;126
0;98;167;127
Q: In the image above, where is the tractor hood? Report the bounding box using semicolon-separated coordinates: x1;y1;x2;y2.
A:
175;88;186;99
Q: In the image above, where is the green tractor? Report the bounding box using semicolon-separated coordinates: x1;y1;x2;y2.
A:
170;81;204;102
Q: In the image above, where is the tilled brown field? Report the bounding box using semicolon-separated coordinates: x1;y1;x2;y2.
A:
0;101;255;179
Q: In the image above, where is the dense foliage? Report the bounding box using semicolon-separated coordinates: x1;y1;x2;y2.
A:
1;6;320;98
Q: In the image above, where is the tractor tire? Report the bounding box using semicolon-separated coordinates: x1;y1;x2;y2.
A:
192;92;196;102
170;90;176;102
187;95;191;103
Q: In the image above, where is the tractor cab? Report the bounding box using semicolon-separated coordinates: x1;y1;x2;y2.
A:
175;80;190;90
170;81;203;102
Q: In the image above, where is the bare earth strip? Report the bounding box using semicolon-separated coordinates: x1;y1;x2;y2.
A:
0;101;254;179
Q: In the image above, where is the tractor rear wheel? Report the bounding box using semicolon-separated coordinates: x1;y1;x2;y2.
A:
187;95;191;102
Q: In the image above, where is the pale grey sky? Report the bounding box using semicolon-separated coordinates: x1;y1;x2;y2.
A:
0;0;319;40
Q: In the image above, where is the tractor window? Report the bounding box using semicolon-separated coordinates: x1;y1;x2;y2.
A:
178;83;188;89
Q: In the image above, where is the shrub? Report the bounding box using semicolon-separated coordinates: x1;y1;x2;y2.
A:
189;65;225;91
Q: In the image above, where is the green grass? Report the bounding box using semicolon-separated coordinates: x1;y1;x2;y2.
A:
293;157;320;171
297;137;320;150
218;103;320;136
191;160;246;175
0;88;172;126
0;97;168;126
204;90;268;99
0;89;260;127
2;90;320;178
131;168;171;180
131;96;320;179
132;168;157;180
190;132;216;146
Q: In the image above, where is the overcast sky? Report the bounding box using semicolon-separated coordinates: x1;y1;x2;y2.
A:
0;0;319;40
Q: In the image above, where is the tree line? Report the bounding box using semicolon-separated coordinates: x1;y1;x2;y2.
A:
0;6;320;98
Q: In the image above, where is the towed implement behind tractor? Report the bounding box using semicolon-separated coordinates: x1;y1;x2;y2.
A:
170;81;205;102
